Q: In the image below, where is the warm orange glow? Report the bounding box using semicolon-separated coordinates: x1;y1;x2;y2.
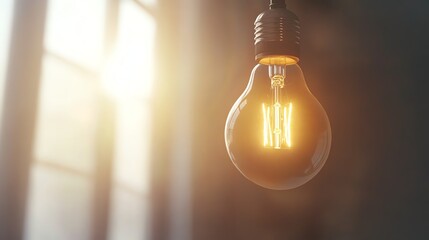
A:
273;102;281;149
259;55;298;65
263;103;268;146
263;102;293;149
286;102;292;147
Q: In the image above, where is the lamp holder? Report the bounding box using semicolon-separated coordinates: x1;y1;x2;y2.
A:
254;0;301;63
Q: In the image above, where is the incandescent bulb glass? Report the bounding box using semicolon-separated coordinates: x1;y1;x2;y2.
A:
224;0;332;190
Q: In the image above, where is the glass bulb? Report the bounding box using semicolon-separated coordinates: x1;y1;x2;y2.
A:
225;59;331;190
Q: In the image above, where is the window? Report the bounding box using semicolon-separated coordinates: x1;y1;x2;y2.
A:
18;0;157;239
106;1;156;239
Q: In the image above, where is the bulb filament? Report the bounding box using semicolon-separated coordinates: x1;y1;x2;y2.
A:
262;71;292;149
263;102;292;149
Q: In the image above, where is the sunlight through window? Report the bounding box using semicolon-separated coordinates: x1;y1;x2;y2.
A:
105;1;156;239
24;0;157;239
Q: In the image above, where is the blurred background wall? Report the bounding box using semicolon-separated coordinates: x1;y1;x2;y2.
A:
0;0;428;240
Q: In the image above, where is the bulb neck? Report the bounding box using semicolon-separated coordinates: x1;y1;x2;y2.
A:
269;0;286;9
254;1;301;65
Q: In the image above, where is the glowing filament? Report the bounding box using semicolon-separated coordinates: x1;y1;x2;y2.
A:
262;102;293;149
273;102;281;149
285;103;292;147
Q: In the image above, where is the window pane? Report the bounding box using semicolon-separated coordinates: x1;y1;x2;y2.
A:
108;187;149;240
0;0;14;126
44;0;106;70
107;1;156;239
138;0;157;7
103;0;156;100
33;55;98;173
113;101;151;193
25;165;93;240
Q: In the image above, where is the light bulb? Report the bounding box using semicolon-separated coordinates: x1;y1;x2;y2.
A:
224;1;332;190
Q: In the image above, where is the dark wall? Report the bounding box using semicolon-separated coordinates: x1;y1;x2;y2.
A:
156;0;429;239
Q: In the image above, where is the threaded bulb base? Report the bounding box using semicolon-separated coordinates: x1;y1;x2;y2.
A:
254;7;301;64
